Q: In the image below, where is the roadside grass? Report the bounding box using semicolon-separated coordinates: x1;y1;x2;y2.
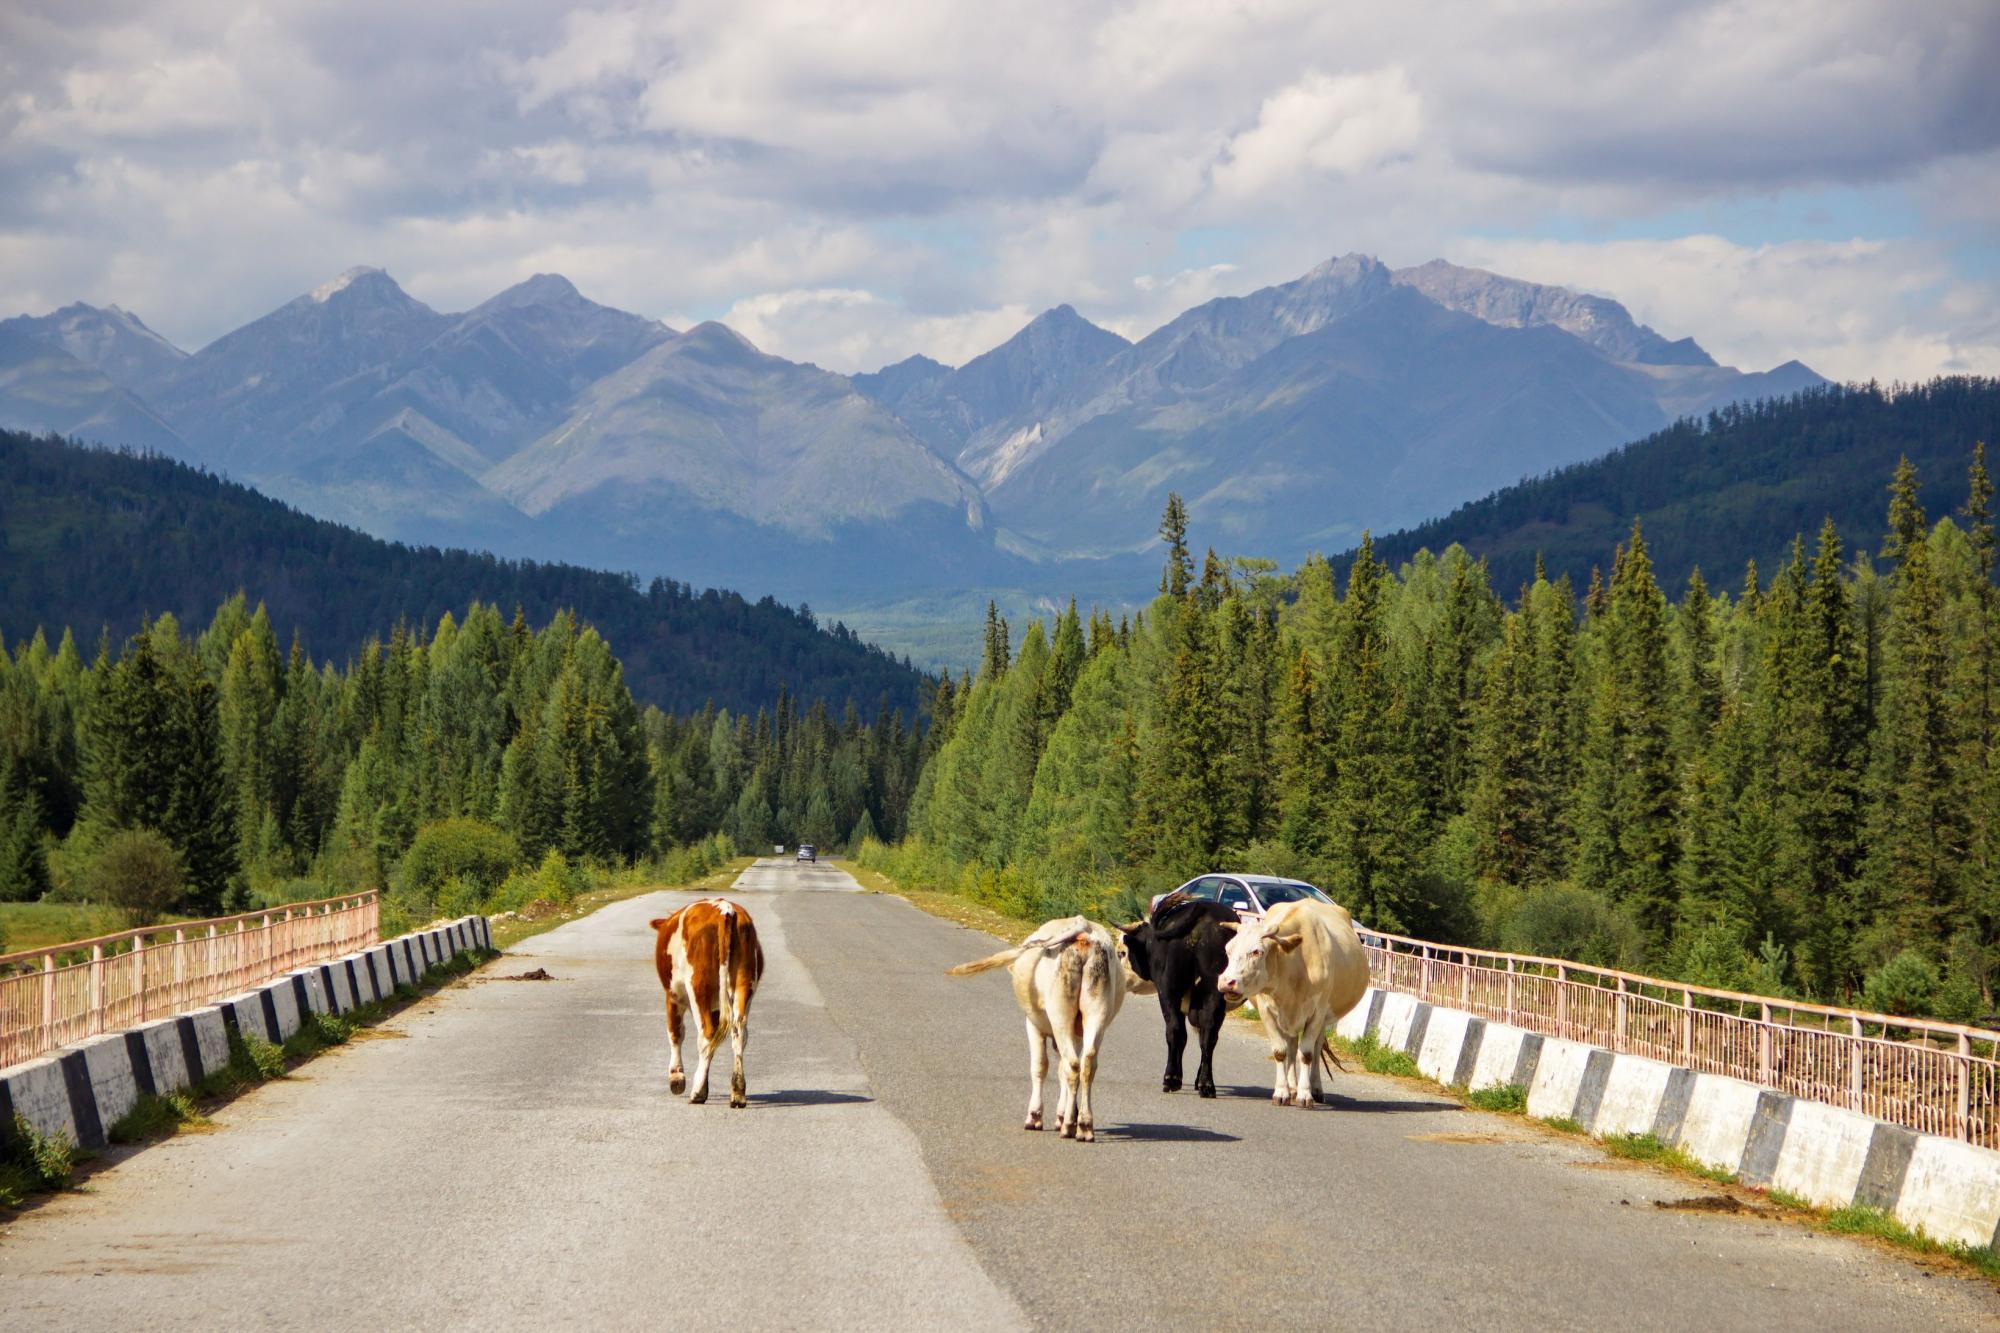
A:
841;860;1043;942
488;857;754;951
1464;1083;1528;1113
1599;1132;1739;1184
0;903;198;956
0;944;496;1213
1330;1033;1421;1079
855;859;2000;1287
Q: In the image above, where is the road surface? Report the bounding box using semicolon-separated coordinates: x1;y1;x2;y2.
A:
2;857;1994;1329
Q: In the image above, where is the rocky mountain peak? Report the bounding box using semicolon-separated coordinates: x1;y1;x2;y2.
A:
477;273;585;312
1390;259;1715;367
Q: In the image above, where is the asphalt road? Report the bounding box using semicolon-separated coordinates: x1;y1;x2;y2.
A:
2;858;1995;1330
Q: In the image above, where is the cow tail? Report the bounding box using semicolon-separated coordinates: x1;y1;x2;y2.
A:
948;945;1026;977
1319;1033;1347;1075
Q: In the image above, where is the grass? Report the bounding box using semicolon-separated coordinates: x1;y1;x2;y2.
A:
488;858;754;951
0;902;200;956
1330;1033;1422;1079
0;1112;77;1207
1600;1132;1739;1184
842;858;1048;941
108;1090;209;1144
1464;1082;1528;1113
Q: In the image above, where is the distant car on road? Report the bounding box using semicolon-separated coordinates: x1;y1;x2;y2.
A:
796;844;817;863
1147;873;1332;921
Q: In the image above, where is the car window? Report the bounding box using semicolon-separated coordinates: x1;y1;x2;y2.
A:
1180;877;1223;901
1218;881;1256;912
1253;881;1320;906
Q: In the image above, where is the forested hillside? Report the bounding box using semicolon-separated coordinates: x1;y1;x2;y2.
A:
0;430;928;715
867;455;2000;1024
0;596;928;933
1369;377;2000;598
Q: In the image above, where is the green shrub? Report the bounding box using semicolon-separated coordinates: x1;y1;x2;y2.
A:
394;819;518;912
2;1112;74;1192
1498;883;1647;970
436;874;485;917
488;848;592;913
1862;949;1941;1017
85;827;187;926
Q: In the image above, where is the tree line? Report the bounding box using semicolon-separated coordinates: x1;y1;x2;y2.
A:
0;428;930;717
872;455;2000;1023
0;597;928;937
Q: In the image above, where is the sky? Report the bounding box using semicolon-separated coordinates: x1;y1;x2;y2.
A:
1;0;1996;382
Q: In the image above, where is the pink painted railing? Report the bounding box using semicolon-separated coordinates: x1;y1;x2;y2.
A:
0;893;379;1068
1357;928;2000;1149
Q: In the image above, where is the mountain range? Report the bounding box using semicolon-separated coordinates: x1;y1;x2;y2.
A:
0;255;1822;600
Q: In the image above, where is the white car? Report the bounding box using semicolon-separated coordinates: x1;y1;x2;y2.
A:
1147;873;1334;920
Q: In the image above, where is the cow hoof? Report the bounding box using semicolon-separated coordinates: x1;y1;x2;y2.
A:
690;1088;708;1105
1163;1076;1181;1092
1197;1084;1217;1099
1078;1124;1095;1143
730;1092;747;1109
1024;1116;1042;1131
1293;1095;1318;1109
1061;1122;1077;1139
669;1073;686;1094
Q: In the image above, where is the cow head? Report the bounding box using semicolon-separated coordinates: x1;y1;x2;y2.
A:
1117;922;1155;983
1216;919;1302;1000
1113;930;1158;996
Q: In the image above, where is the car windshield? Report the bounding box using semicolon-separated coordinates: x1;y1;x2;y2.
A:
1252;881;1325;906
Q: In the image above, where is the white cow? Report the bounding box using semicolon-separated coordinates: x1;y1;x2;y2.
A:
948;916;1150;1142
1217;898;1369;1107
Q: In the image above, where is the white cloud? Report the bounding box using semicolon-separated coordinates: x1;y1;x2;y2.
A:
0;0;1992;376
1213;69;1424;201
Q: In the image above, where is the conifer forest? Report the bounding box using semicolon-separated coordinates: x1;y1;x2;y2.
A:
870;449;2000;1024
6;444;1999;1027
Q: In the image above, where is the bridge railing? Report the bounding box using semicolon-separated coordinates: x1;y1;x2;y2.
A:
0;893;379;1068
1355;927;2000;1149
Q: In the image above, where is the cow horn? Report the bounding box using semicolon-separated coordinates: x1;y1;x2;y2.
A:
1118;920;1144;934
1215;920;1240;933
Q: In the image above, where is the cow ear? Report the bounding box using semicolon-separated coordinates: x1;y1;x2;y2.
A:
1273;933;1304;953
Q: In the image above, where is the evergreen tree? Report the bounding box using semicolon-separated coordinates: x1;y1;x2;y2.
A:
1158;493;1193;598
1325;535;1420;928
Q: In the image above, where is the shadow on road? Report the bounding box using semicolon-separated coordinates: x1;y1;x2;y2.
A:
1212;1085;1456;1114
744;1089;875;1108
1098;1122;1241;1144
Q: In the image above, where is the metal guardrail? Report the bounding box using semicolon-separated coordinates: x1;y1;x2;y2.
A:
1357;928;2000;1149
0;893;380;1068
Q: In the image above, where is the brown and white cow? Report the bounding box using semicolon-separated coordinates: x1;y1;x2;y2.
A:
650;898;765;1108
1216;897;1369;1107
948;916;1149;1142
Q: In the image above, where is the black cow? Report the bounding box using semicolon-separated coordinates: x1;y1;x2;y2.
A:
1119;891;1242;1098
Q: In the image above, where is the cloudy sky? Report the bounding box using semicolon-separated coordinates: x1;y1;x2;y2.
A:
2;0;1995;380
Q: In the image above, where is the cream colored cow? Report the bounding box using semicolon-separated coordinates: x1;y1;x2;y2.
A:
948;916;1149;1142
1217;898;1369;1107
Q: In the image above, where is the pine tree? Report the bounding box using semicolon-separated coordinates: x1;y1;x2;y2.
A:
1158;493;1193;598
1862;513;1965;957
1325;535;1420;928
1676;567;1720;758
980;601;1010;680
1884;455;1927;566
1468;613;1538;884
1773;519;1868;993
1272;648;1333;855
